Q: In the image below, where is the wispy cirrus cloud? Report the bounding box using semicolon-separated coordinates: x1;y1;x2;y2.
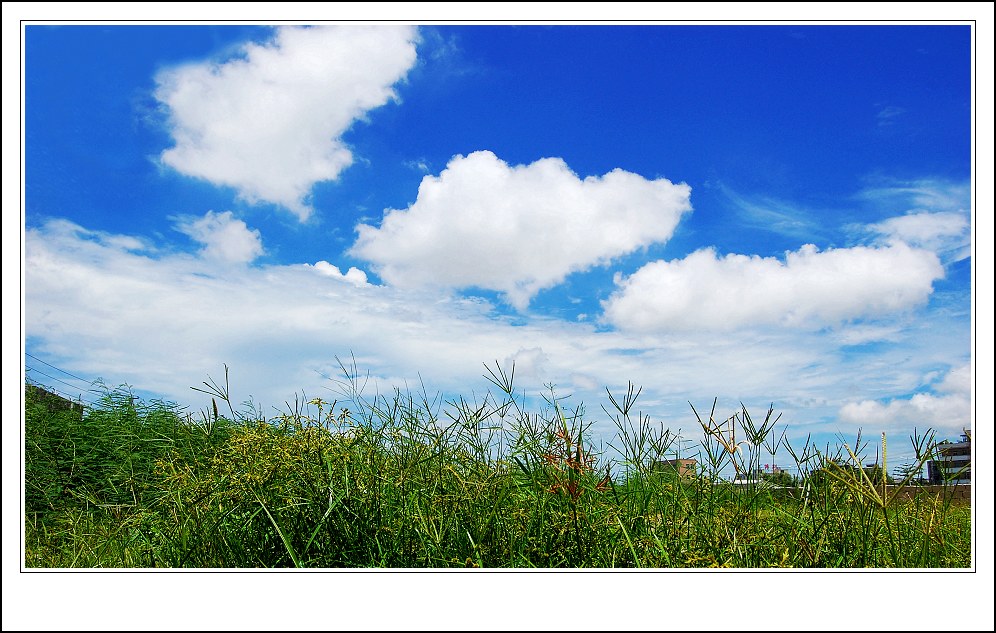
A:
713;183;825;242
155;25;419;220
856;178;970;215
876;105;907;127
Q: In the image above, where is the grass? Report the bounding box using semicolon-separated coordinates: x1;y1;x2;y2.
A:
22;361;972;568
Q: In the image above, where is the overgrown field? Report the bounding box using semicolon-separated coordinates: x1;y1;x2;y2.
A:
23;362;972;568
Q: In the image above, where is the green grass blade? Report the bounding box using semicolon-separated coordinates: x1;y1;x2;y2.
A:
254;493;301;568
616;515;641;568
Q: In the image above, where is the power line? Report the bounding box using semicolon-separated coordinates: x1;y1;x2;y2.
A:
24;352;90;384
24;367;89;395
22;355;102;408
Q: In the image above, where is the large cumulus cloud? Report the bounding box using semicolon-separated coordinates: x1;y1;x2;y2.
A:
156;25;419;220
350;150;692;309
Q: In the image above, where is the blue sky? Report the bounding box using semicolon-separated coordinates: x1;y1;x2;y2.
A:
5;7;995;630
17;22;983;475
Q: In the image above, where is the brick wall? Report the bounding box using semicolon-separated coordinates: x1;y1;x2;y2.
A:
885;484;971;503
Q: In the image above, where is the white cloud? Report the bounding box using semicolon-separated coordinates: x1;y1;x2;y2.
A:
857;178;970;215
504;347;549;382
602;242;944;332
155;25;419;220
23;218;810;410
837;393;969;435
350;150;692;309
866;211;970;262
32;219;156;255
937;363;971;396
855;179;972;264
832;324;904;346
307;260;369;287
837;364;972;436
174;211;263;264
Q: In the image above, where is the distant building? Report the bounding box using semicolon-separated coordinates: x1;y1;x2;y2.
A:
653;458;697;478
927;431;971;485
730;476;767;487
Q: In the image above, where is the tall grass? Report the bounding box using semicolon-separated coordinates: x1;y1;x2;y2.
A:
23;362;972;568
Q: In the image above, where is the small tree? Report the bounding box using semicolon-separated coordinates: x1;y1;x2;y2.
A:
761;469;797;487
861;464;895;485
893;462;923;485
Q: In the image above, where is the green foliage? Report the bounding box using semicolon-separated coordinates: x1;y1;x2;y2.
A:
761;470;797;487
23;363;972;569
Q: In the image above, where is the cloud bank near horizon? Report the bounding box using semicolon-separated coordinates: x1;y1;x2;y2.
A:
23;214;972;446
